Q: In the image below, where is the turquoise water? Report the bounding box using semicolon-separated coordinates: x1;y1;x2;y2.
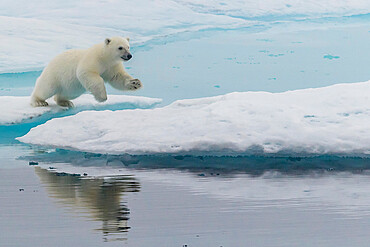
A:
1;16;370;246
2;20;370;105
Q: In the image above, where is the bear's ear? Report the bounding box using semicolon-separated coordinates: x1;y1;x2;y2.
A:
105;38;111;45
125;37;130;42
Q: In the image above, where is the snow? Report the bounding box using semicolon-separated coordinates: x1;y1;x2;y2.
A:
0;0;247;73
0;94;161;125
1;0;370;73
17;81;370;156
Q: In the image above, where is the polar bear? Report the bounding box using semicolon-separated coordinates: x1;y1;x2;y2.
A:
30;36;142;107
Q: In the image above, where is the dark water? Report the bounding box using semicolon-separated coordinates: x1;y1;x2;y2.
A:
2;147;370;246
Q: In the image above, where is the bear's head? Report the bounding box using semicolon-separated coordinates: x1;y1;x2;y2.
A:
104;36;132;62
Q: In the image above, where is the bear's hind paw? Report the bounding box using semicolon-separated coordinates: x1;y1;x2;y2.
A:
31;99;49;107
57;100;74;108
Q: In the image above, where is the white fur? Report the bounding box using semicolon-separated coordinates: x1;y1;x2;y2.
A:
30;36;142;107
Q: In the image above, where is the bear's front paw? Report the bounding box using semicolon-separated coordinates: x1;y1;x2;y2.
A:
127;79;142;90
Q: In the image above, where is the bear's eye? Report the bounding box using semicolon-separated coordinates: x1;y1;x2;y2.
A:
118;47;123;50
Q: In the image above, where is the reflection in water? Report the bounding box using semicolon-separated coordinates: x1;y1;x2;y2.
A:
34;167;140;242
22;148;370;224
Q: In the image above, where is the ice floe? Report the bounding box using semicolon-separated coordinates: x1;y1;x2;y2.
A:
17;81;370;156
0;94;161;125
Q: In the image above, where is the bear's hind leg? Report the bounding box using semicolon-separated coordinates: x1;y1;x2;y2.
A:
54;95;74;108
30;76;58;107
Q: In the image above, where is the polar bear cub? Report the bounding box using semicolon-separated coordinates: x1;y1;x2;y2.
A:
30;36;142;107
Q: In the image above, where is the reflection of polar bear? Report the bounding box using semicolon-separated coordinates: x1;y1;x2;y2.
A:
31;36;142;107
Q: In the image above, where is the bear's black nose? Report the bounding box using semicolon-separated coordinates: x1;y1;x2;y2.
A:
127;54;132;60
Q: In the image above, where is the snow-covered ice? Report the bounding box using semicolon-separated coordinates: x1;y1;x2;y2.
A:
0;0;247;73
18;81;370;156
0;94;161;125
1;0;370;73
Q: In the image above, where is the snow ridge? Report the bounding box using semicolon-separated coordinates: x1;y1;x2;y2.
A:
0;94;161;125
